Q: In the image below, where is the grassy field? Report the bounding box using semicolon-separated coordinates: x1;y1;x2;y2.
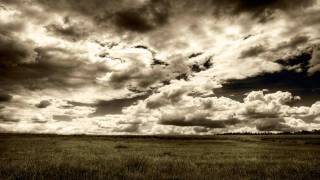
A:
0;134;320;180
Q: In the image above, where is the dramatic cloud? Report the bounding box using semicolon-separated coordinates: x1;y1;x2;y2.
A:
0;0;320;134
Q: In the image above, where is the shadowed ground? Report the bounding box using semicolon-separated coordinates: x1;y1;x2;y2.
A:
0;134;319;180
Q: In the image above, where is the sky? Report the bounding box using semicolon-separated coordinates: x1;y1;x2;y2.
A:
0;0;320;135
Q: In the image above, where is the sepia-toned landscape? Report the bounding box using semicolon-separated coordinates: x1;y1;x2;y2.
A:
1;0;320;179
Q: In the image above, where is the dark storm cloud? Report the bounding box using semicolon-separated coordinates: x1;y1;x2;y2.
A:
0;45;110;91
0;21;40;91
169;0;316;23
4;0;316;32
34;0;170;33
2;0;315;39
239;45;266;59
6;0;315;38
0;93;12;102
36;100;51;108
231;0;316;14
209;0;316;23
0;33;35;69
276;51;312;68
113;0;170;32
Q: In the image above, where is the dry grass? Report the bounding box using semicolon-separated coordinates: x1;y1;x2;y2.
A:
0;134;319;179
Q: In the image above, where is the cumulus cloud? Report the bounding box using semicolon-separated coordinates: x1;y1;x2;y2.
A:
118;89;320;134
